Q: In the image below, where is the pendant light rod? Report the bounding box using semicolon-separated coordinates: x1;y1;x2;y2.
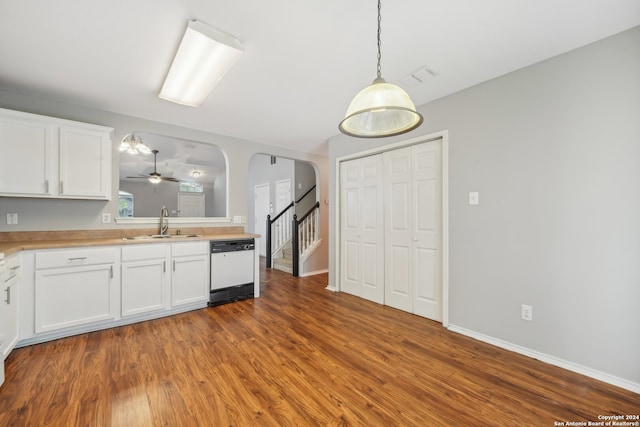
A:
376;0;382;80
338;0;423;138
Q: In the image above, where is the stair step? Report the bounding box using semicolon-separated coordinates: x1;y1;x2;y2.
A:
274;257;292;267
273;257;293;274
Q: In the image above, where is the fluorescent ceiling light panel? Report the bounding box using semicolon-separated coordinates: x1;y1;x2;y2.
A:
159;20;244;107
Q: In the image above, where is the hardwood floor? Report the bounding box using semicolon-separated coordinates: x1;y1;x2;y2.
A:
1;262;638;426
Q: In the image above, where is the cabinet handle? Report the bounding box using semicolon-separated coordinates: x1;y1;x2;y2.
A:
60;181;64;194
173;260;176;272
110;265;113;278
163;261;166;272
67;257;87;261
4;286;10;305
45;179;49;193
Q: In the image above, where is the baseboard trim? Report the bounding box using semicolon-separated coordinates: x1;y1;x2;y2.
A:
447;324;640;394
300;268;328;278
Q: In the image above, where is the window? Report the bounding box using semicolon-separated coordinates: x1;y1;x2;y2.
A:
179;182;204;193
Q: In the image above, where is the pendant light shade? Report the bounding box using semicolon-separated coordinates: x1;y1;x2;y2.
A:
339;0;423;138
339;78;423;138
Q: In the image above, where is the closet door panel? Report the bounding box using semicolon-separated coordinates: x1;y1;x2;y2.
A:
412;142;442;320
340;155;384;304
359;155;384;304
384;147;413;311
340;161;362;297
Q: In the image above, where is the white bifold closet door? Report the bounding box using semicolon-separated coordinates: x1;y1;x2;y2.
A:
384;142;442;321
339;154;385;304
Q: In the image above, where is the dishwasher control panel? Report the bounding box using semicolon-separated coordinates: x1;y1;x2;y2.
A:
210;239;254;253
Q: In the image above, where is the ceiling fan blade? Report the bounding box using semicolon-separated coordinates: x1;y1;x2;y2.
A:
161;177;180;182
126;176;150;179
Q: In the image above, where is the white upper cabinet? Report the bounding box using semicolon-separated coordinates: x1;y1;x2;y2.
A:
0;108;112;200
0;112;54;196
59;125;111;199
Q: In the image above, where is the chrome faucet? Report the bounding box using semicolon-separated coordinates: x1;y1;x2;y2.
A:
160;206;169;236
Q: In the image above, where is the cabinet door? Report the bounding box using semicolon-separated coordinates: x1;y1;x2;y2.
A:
58;125;111;200
1;277;19;360
121;259;167;316
35;264;116;333
0;113;54;196
0;269;7;359
172;255;209;307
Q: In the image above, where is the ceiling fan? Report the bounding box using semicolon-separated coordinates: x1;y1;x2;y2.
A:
126;149;179;184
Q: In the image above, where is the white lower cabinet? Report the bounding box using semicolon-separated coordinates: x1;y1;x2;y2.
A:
121;245;169;317
1;253;21;387
35;248;118;334
171;242;209;307
17;240;215;348
1;255;20;360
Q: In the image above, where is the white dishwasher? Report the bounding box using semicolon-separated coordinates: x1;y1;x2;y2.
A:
209;239;255;307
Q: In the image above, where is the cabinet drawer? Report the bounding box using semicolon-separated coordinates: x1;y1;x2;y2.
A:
122;244;167;262
171;241;208;257
36;247;117;269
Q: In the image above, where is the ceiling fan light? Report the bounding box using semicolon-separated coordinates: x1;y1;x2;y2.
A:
119;140;132;152
159;20;244;107
148;175;162;184
339;78;423;138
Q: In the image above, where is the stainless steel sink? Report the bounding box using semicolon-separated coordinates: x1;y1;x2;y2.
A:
122;234;201;241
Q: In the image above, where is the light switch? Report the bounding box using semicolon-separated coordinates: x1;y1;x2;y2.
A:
101;213;111;224
468;192;479;205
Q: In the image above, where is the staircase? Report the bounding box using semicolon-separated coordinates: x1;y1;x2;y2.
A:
266;192;320;277
272;242;293;274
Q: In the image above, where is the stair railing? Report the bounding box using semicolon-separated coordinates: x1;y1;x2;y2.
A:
265;201;294;268
296;185;316;204
291;201;320;277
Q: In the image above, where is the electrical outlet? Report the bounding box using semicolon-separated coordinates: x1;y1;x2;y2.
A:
521;304;533;321
233;215;242;224
469;192;479;205
6;213;18;225
101;213;111;224
241;216;246;224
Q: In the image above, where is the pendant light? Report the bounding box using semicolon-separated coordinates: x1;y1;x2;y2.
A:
339;0;423;138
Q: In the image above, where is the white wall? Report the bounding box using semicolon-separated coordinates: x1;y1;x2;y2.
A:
246;154;295;234
294;161;317;217
329;27;640;388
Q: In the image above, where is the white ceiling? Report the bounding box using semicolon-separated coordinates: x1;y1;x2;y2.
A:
1;1;638;155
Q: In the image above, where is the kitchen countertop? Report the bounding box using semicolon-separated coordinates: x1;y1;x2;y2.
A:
0;228;259;258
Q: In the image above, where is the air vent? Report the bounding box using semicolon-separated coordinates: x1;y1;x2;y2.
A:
399;65;439;88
